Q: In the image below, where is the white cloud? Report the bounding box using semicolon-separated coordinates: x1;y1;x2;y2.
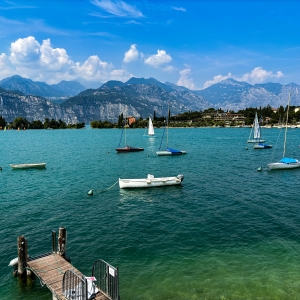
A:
202;67;284;89
172;6;186;12
238;67;283;84
144;49;172;68
40;39;71;71
0;36;133;84
177;68;197;90
9;36;40;65
123;44;139;63
91;0;143;18
202;73;232;89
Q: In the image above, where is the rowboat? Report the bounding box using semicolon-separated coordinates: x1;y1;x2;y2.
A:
119;174;184;189
10;163;46;169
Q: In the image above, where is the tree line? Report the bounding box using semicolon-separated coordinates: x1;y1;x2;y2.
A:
90;105;300;129
0;116;85;129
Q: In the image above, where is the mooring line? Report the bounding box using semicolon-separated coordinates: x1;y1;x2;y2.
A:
88;180;118;195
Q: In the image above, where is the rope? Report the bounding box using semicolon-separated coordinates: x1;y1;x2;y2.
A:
90;181;118;194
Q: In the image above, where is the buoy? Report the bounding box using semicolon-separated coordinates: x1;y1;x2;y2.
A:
257;167;262;172
245;147;248;150
88;189;93;195
8;257;18;267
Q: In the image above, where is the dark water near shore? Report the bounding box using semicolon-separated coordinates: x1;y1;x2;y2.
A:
1;127;300;299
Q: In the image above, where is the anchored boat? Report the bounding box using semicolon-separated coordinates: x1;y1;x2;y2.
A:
119;174;184;188
10;163;46;169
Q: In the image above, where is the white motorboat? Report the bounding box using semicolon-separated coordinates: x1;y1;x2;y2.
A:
10;163;46;169
119;174;184;189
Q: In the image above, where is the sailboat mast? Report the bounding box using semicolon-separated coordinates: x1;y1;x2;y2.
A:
124;115;127;146
283;93;291;158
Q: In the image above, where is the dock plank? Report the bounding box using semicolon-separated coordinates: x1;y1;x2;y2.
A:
27;253;110;300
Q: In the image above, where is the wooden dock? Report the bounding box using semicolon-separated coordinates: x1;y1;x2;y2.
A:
27;253;109;300
13;227;120;300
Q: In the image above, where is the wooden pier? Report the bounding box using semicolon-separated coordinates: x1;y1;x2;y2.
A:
12;227;120;300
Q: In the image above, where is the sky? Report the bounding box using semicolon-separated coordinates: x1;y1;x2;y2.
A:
0;0;300;90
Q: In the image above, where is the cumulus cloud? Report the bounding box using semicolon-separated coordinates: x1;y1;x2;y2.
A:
144;49;172;68
91;0;143;18
0;36;133;84
202;73;232;89
177;68;197;90
202;67;284;89
9;36;40;65
239;67;283;84
123;44;139;63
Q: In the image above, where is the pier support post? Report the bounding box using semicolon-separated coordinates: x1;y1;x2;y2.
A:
17;235;27;276
58;227;66;258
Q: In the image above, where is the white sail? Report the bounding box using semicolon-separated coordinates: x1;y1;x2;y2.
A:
148;117;155;136
253;113;260;139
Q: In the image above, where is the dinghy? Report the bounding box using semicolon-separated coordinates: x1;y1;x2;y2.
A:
119;174;184;189
10;163;46;169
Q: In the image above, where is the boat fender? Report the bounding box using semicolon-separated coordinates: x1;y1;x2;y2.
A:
88;189;93;196
8;254;30;267
177;174;184;182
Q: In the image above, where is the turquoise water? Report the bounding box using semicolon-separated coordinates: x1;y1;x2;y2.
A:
1;127;300;299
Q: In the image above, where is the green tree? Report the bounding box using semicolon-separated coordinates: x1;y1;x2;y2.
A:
0;116;6;128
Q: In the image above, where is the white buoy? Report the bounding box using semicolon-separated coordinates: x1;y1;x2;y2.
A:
88;189;93;195
257;167;262;172
245;147;248;150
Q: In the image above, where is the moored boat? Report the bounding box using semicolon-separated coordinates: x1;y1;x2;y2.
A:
10;163;46;169
116;145;144;152
119;174;184;188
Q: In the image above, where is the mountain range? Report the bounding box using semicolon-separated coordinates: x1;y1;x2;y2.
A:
0;75;300;123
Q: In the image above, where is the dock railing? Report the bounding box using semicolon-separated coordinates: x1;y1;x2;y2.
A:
92;259;120;300
62;270;87;300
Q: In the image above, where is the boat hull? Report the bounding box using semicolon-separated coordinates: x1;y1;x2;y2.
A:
267;162;300;170
119;174;184;188
116;146;144;152
247;139;265;143
254;143;272;149
156;150;187;156
10;163;46;169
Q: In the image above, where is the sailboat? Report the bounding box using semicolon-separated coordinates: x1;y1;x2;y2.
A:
253;115;272;149
143;117;156;138
268;93;300;170
247;112;265;143
156;111;186;156
116;116;144;152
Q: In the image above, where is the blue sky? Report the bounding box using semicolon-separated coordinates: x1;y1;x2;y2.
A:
0;0;300;89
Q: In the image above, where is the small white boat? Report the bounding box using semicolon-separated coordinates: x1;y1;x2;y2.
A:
156;148;187;156
119;174;184;189
10;163;46;169
268;93;300;170
247;112;265;143
143;117;156;138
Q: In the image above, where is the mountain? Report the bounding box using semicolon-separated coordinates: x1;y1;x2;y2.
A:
51;80;86;96
1;76;300;123
0;75;86;98
60;77;210;122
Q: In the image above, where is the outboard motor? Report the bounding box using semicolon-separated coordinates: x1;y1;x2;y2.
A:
177;174;184;182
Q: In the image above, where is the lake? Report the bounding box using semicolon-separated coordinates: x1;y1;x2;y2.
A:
1;126;300;299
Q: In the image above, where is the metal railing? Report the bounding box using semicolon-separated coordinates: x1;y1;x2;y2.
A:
62;270;87;300
92;259;119;300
